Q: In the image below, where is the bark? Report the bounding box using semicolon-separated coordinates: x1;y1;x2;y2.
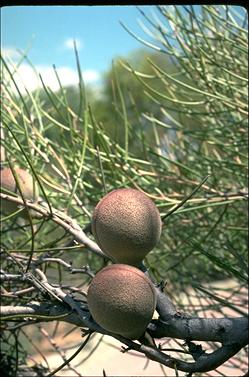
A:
1;300;248;373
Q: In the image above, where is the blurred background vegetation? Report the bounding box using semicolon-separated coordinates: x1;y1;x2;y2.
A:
1;5;248;376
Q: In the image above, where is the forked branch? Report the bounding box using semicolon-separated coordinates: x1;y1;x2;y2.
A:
1;193;248;373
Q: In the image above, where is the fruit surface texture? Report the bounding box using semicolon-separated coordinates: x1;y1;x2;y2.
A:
92;188;162;265
87;264;156;339
0;167;38;217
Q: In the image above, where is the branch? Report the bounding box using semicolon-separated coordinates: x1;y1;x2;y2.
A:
148;316;248;346
140;263;177;320
0;302;84;331
1;194;248;373
138;340;247;373
1;300;247;374
33;258;95;278
0;193;108;259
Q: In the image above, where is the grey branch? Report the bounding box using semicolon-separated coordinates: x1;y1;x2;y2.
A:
148;316;248;345
138;340;247;373
1;300;247;374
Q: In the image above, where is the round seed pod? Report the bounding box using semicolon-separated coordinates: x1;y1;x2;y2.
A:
92;188;162;266
0;167;38;218
87;264;156;339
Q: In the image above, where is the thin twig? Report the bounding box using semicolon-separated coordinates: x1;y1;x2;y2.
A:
0;192;109;259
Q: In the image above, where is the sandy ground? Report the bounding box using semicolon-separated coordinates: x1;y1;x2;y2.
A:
26;279;248;376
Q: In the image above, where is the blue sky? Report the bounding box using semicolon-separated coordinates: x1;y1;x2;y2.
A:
1;5;157;92
1;5;247;93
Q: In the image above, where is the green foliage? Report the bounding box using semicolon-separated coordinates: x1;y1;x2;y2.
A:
0;5;248;373
1;4;247;284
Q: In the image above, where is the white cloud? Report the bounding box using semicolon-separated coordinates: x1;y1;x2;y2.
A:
1;47;20;60
2;63;100;94
83;70;100;83
63;38;82;51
